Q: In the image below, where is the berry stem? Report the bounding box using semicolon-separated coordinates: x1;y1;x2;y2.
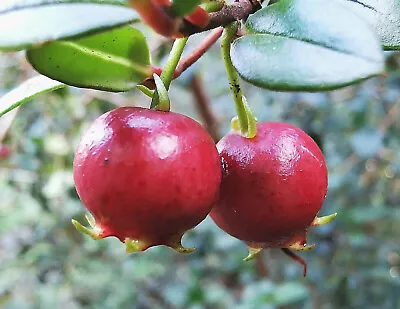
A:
175;27;223;77
242;96;257;138
160;38;189;90
221;22;246;133
151;37;189;110
141;28;223;92
221;22;257;138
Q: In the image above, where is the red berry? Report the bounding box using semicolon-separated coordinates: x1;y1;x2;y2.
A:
210;122;331;268
73;107;221;253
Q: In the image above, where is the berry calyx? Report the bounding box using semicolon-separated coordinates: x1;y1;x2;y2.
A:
72;107;221;253
210;122;336;275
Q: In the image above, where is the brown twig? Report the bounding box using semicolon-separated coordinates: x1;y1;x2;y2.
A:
143;1;265;88
179;0;264;36
191;74;220;141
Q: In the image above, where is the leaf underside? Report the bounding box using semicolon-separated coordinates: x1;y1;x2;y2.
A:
0;1;138;51
0;75;65;118
341;0;400;50
232;34;384;92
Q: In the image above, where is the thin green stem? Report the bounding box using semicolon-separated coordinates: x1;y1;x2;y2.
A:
161;38;189;90
221;22;248;134
221;22;257;138
151;37;189;109
242;97;257;138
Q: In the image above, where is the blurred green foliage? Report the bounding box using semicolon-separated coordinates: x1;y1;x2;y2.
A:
0;36;399;309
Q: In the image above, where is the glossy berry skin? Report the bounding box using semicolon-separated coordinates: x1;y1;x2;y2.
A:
73;107;221;252
210;122;328;249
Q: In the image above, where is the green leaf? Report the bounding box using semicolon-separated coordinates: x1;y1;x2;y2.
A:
340;0;400;50
0;75;65;118
26;26;152;92
171;0;200;16
0;0;128;11
231;0;385;91
0;0;138;51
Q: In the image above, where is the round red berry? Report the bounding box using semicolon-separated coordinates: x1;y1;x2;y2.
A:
73;107;221;253
211;122;328;250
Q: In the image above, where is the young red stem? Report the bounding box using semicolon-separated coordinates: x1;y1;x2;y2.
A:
184;6;210;28
281;248;308;277
175;27;223;77
145;28;223;89
191;74;220;141
129;0;178;37
152;67;180;79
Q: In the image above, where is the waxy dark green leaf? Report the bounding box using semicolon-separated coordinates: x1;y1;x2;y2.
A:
26;26;151;92
0;0;138;51
231;0;385;91
171;0;200;16
340;0;400;50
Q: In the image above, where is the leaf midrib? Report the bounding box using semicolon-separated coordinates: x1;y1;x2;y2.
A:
54;41;150;78
245;30;383;64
